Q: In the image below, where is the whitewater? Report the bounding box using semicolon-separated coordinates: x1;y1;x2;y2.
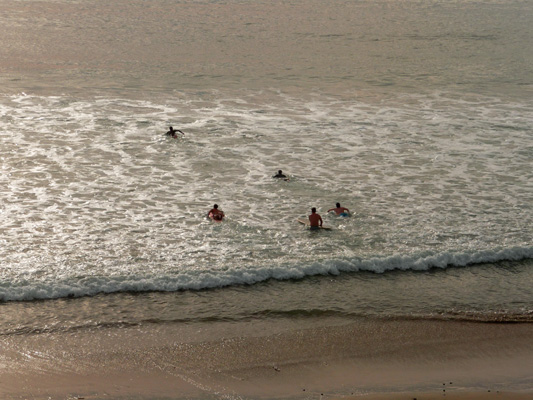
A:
0;0;532;333
1;91;531;309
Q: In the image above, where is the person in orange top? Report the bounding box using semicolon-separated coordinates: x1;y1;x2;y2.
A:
308;207;323;230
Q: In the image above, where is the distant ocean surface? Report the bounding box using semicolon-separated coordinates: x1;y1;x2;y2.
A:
0;0;531;336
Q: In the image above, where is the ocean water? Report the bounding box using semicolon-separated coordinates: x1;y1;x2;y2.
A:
0;0;532;336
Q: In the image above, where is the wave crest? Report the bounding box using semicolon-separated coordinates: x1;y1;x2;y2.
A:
1;246;532;302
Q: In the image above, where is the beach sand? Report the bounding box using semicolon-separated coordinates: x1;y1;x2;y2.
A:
1;317;532;399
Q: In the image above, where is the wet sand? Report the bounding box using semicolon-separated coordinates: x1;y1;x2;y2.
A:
1;317;532;399
340;393;533;400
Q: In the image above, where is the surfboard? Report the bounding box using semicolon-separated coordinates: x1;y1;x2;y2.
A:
297;218;332;230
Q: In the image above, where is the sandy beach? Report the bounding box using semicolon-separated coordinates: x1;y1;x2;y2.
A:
1;317;532;399
340;393;533;400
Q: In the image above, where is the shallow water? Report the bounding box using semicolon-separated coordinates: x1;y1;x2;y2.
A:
0;0;531;334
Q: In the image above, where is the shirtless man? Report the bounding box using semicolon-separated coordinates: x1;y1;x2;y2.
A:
308;207;323;230
327;202;350;216
165;126;184;138
207;204;225;221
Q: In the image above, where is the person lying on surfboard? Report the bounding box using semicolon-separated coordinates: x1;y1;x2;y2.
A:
327;203;350;216
308;207;323;230
165;126;184;138
207;204;225;221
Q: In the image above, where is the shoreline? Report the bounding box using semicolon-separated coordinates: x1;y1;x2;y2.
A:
1;317;532;399
336;393;533;400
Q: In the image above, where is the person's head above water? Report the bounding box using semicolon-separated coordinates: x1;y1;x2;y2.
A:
336;202;341;208
213;204;218;209
311;207;317;213
273;170;287;178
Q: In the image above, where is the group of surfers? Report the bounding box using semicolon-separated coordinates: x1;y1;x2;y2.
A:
208;169;351;229
208;200;350;228
165;127;350;229
308;203;351;229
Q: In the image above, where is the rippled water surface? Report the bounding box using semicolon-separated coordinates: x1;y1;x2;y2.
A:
0;0;531;329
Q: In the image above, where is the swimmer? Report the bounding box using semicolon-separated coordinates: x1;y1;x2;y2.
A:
272;170;289;180
308;207;323;230
165;126;184;138
207;204;225;221
327;203;350;216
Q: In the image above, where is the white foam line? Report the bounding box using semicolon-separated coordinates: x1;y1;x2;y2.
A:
1;246;531;302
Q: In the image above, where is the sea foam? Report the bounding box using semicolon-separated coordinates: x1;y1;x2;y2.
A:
1;246;531;302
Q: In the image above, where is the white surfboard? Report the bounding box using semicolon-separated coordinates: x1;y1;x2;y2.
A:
297;218;332;231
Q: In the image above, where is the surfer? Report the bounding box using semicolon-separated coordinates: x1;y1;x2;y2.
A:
272;170;288;180
207;204;225;221
327;203;350;216
165;126;184;138
308;207;323;230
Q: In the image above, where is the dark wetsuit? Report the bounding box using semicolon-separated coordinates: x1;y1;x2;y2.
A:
166;128;184;138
